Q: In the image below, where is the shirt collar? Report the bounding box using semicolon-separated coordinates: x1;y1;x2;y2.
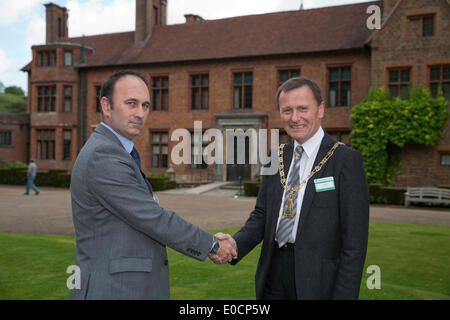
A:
294;127;324;158
100;122;134;154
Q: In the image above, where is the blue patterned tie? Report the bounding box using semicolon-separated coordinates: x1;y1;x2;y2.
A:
276;145;303;248
130;147;141;170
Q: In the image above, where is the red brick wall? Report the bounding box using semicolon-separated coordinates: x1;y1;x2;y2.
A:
83;50;370;176
0;113;29;163
371;0;450;187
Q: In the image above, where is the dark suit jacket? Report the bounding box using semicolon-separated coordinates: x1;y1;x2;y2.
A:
70;124;213;299
232;133;369;300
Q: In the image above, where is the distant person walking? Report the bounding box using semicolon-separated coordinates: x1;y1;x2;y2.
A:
24;160;39;195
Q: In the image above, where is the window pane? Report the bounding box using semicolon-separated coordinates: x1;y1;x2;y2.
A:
443;83;450;101
64;51;72;66
244;86;252;108
329;68;339;81
329;83;337;107
153;90;160;110
389;70;398;83
162;90;168;110
152;155;159;168
291;70;300;78
201;88;208;109
430;67;440;81
162;77;168;88
161;145;168;155
152;145;159;154
443;67;450;80
161;133;168;143
192;75;199;86
152;133;160;143
400;69;410;82
340;82;350;106
201;75;209;86
233;87;242;109
234;73;242;84
153;78;160;88
341;68;351;80
244;72;252;84
279;71;289;83
192;88;199;109
441;154;450;166
422;16;434;36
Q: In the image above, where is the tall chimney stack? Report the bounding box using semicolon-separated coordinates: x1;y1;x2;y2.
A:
135;0;167;44
45;3;68;43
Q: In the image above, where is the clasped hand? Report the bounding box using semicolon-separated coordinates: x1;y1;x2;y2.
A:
208;232;237;264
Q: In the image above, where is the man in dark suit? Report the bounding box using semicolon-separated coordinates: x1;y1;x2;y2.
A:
70;70;235;299
218;77;369;299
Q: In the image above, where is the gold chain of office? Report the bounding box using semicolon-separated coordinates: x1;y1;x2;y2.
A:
278;141;344;218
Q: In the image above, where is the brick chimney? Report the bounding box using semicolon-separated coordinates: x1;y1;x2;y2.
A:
135;0;167;44
383;0;399;20
45;2;68;43
184;14;204;24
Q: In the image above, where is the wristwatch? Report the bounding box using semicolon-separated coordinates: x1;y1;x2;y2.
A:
210;236;220;254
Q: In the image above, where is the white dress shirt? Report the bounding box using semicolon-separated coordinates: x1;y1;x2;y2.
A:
275;127;324;244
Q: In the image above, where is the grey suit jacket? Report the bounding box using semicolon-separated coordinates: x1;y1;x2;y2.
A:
231;133;370;299
70;124;213;299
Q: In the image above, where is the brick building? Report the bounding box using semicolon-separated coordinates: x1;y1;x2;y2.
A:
0;113;29;163
19;0;450;186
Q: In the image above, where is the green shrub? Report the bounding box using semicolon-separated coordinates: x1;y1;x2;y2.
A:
0;159;27;169
244;181;260;197
368;183;406;205
145;173;176;191
0;168;70;188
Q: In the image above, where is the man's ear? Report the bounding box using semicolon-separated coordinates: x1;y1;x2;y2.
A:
100;97;111;120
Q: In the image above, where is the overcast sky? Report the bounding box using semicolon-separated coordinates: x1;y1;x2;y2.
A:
0;0;374;93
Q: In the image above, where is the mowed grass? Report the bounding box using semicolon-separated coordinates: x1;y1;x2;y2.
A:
0;223;449;300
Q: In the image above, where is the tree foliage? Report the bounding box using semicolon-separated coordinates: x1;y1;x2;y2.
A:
350;87;448;186
4;86;25;96
0;92;27;113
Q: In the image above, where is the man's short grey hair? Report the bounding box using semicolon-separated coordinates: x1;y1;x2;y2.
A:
276;76;323;108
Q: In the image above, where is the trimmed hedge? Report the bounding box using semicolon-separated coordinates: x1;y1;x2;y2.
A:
243;181;260;197
145;173;177;191
0;168;71;188
0;168;176;191
243;180;407;205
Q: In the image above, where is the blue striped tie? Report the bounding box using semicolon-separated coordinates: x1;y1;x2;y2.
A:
276;145;303;248
130;147;141;170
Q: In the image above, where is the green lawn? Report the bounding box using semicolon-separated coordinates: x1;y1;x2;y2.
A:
0;222;449;299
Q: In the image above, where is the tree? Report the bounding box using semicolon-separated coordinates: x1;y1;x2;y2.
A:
4;85;25;96
350;87;448;186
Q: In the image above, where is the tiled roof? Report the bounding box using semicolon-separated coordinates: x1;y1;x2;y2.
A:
26;1;380;69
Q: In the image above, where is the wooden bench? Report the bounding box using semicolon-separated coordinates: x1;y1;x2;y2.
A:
404;187;450;207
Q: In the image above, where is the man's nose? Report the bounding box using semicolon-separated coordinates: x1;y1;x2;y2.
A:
291;109;302;122
135;105;146;118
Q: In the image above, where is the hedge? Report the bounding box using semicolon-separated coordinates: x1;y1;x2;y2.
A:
243;181;260;197
243;180;408;205
0;168;176;191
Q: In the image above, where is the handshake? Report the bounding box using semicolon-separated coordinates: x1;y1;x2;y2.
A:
208;233;237;264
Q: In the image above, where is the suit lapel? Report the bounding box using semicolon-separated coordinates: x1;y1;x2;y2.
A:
95;124;154;195
295;133;336;241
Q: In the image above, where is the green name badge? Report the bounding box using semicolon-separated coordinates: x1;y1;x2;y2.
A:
314;176;335;192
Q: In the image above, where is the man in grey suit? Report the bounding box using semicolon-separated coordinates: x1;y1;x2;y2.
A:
217;77;369;299
70;70;235;299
